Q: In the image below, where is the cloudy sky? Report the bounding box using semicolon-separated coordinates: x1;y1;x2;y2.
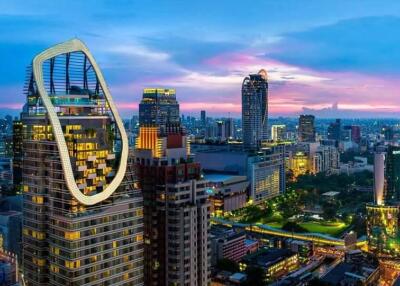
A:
1;0;400;118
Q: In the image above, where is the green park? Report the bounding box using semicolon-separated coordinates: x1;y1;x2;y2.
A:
221;171;373;238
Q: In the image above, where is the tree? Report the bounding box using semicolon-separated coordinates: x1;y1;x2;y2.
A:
216;258;239;273
322;202;337;221
244;266;265;286
282;221;308;233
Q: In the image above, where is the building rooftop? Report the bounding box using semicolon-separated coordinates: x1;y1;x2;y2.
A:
203;173;247;184
322;191;340;197
242;248;295;268
322;262;378;285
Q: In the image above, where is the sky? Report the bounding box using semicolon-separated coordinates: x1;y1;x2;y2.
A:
1;0;400;118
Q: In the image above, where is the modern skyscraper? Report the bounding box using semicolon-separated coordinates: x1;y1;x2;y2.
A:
139;88;180;134
385;145;400;203
298;115;316;142
20;39;143;285
200;110;206;126
135;89;210;286
242;69;268;151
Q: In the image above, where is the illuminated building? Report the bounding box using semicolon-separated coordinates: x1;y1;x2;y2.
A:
205;174;248;216
135;89;210;286
374;153;385;205
386;145;400;203
248;148;285;204
271;125;286;142
139;88;180;133
366;204;400;257
298;115;315;142
239;248;299;282
289;151;310;178
20;39;143;285
242;69;268;151
289;143;339;178
210;226;247;265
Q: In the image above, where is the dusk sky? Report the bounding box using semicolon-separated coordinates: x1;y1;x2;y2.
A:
1;0;400;118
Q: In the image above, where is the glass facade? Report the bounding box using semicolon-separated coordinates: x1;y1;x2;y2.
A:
242;70;268;151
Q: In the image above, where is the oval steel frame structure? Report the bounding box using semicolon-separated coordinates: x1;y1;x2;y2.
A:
32;39;128;205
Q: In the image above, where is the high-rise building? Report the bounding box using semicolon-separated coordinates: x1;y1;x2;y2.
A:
327;119;341;141
139;88;180;134
20;39;143;285
271;125;286;142
135;89;210;286
385;145;400;203
298;115;316;142
248;147;285;204
242;69;268;150
201;110;206;126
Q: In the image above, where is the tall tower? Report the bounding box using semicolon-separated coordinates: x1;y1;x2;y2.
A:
135;89;210;286
21;39;143;285
139;88;180;134
242;69;268;151
374;152;385;205
385;145;400;203
298;115;316;142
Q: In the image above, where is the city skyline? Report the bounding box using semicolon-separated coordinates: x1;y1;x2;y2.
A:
2;1;400;118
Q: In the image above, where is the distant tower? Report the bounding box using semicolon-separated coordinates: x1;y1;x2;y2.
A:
242;69;268;150
298;115;316;142
374;152;385;205
201;110;206;126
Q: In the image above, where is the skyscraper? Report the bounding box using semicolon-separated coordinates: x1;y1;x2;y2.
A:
385;145;400;203
242;69;268;150
135;89;210;286
139;88;180;133
21;39;143;285
298;115;316;142
200;110;206;126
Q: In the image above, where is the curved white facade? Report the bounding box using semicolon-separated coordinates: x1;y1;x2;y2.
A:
32;39;128;205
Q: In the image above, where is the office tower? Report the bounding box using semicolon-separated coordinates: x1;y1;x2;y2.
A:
139;88;180;133
21;39;143;285
271;125;286;142
374;153;385;205
224;118;234;139
242;69;268;151
298;115;315;142
135;89;210;286
201;110;206;126
386;145;400;203
327;119;341;141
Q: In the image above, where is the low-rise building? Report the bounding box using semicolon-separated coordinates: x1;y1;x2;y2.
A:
239;248;299;282
205;173;248;216
211;225;247;265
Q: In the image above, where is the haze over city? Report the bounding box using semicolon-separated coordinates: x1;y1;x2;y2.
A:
2;0;400;117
